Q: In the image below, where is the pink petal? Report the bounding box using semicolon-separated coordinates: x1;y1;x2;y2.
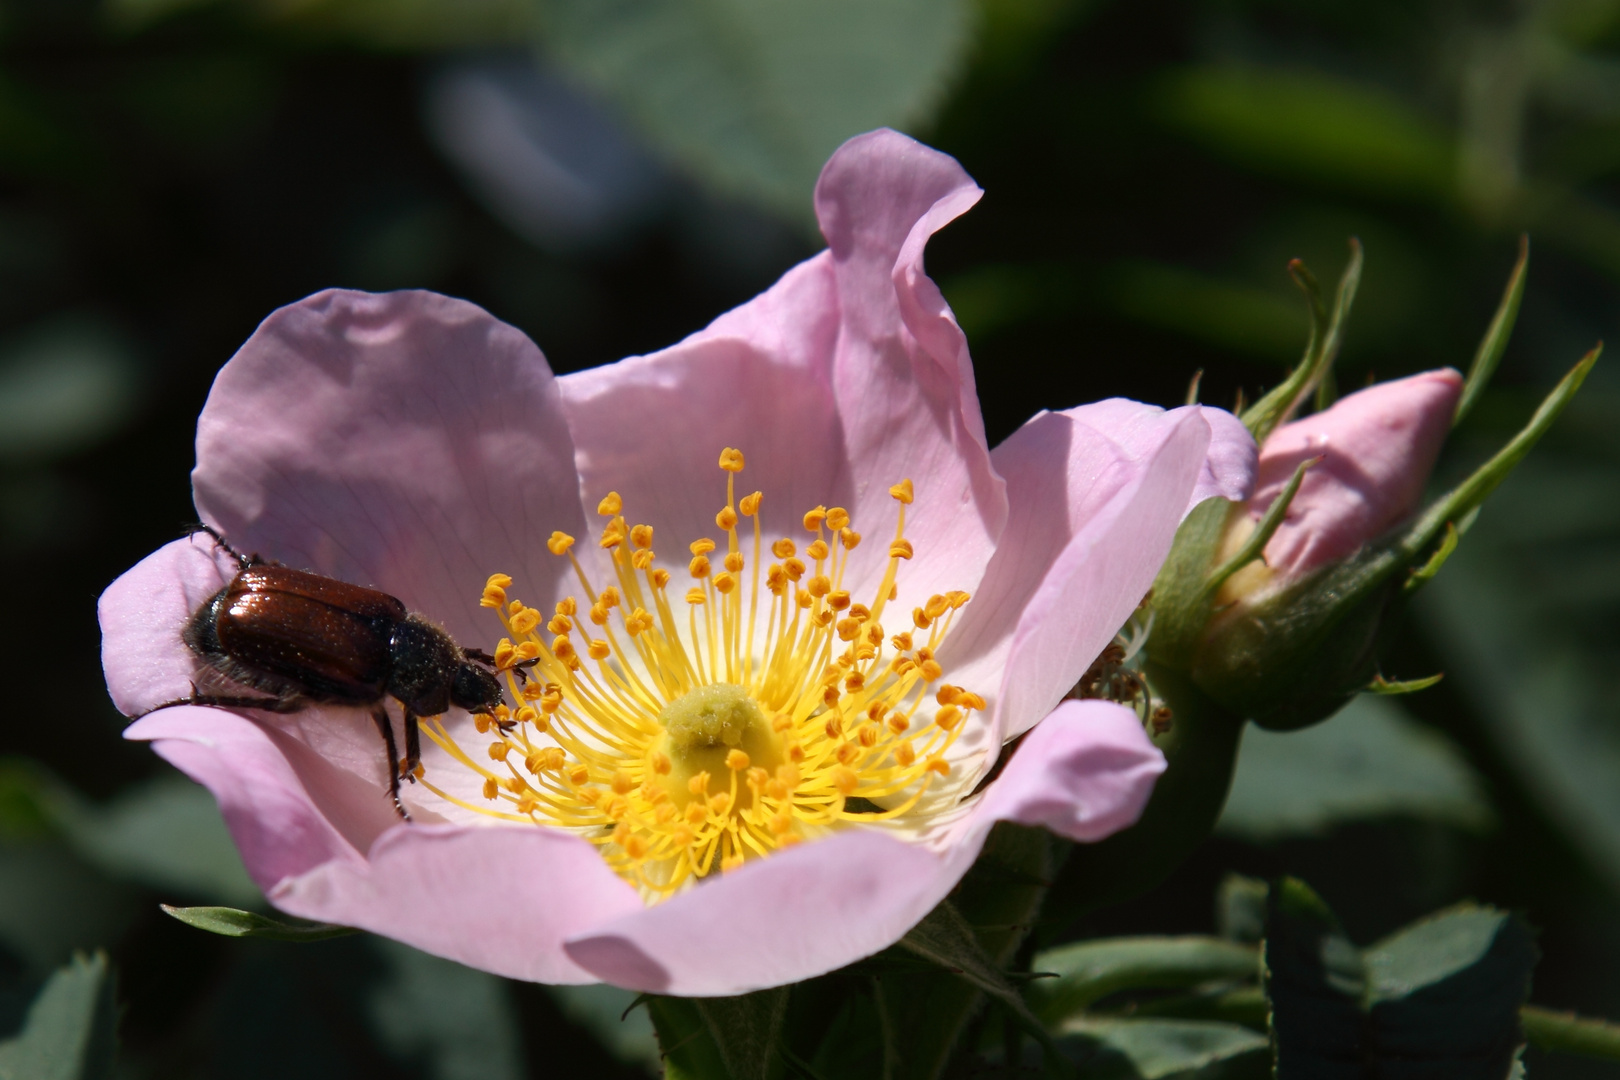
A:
1191;405;1258;508
559;129;1005;618
944;403;1223;741
973;699;1165;842
99;536;239;717
1254;368;1463;578
127;706;642;984
562;698;1161;996
191;289;586;645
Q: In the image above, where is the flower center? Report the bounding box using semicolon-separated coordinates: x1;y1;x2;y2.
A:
417;448;983;899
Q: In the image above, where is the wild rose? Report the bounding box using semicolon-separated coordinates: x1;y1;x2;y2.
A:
98;130;1255;995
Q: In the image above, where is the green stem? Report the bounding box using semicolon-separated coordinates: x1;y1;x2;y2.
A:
1522;1005;1620;1063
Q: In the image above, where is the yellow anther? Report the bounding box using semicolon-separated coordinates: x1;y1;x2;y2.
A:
612;770;635;795
892;631;913;651
569;764;590;785
866;702;889;722
721;851;745;873
826;507;850;530
673;824;695;846
836;741;860;765
600;586;620;608
766;779;789;800
474;715;492;734
888;714;910;735
521;681;544;702
935;706;963;731
687;771;711;796
713;573;736;594
623;834;649;859
747;767;769;791
807;575;831;598
629;523;654;548
556;597;577;616
766;565;787;593
837;618;862;642
514;640;541;662
505;777;527;795
844;672;866;693
485;573;513;591
578;787;601;806
551;637;575;661
865;624;884;646
719;447;746;472
890;479;914;504
708;792;732;815
689;555;711;578
776;762;800;788
690;538;716;555
481;584;507;608
783;558;806;581
787;742;805;763
494;639;516;667
685;587;706;605
548;614;573;635
652;569;671;588
959;691;986;711
803;506;826;531
771;812;794;836
948;591;970;608
597;492;623;516
547;531;575;555
488;741;510;761
936;686;962;706
920;659;944;681
831;766;859;795
516;795;538;815
716;506;738;531
599;525;624;549
925;595;951;620
824;715;844;740
840;528;861;549
723;551;744;573
655;803;677;824
514;705;539;726
527;747;565;772
509;598;526;615
807;539;829;561
510;609;541;635
890;539;914;560
726;749;750;771
829;590;851;611
606;795;628;820
482;777;499;800
913;607;932;629
740;492;762;516
587;638;611;660
894;743;916;767
626;608;653;635
631;549;656;569
772;538;796;558
926;758;949;776
857;724;879;748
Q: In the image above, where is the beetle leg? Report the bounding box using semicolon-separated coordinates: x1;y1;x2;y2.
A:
401;707;422;786
137;684;308;718
462;647;497;666
190;523;256;570
370;707;410;821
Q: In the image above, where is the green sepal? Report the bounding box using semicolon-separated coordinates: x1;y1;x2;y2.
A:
1029;937;1260;1024
159;904;357;942
0;952;117;1080
1145;498;1234;670
663;989;791;1080
1366;673;1444;695
1202;457;1313;598
646;996;732;1080
1455;235;1528;429
1401;521;1458;595
1241;240;1362;446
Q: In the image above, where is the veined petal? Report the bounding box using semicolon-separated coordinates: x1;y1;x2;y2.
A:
945;403;1227;741
127;706;642;985
559;129;1005;616
191;289;587;644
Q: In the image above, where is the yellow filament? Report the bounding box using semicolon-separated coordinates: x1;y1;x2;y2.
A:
437;450;981;901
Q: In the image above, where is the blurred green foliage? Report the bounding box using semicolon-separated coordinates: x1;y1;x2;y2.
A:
0;0;1614;1075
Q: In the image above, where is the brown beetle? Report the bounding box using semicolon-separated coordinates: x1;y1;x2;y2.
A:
148;526;506;819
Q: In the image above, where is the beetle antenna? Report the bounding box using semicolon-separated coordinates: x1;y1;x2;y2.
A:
189;523;255;569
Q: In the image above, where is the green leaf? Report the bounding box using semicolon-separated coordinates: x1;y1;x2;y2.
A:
1215;875;1269;946
1152;66;1454;200
1051;1018;1269;1079
647;996;731;1080
540;0;975;218
1521;1006;1620;1062
0;952;117;1080
159;905;357;942
1030;937;1259;1024
1454;236;1528;428
1262;878;1365;1078
1361;905;1537;1075
692;989;790;1080
1104;260;1307;363
1217;695;1492;841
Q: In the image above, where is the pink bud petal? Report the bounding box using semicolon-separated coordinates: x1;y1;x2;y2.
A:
1252;368;1463;578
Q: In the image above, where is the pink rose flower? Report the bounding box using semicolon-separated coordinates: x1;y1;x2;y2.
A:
98;130;1255;996
1242;369;1464;582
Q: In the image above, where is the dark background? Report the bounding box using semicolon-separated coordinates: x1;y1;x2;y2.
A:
1;0;1618;1075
